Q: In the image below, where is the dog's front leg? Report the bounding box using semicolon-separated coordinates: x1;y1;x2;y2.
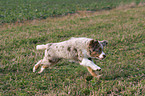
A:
87;67;102;79
80;58;101;71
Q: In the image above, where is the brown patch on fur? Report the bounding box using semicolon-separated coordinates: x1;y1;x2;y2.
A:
49;59;53;63
88;40;102;58
49;43;52;46
90;51;100;57
89;40;99;48
67;47;71;52
49;58;61;64
48;54;51;57
42;65;49;68
73;48;77;52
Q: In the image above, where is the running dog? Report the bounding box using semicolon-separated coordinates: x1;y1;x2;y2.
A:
33;37;108;78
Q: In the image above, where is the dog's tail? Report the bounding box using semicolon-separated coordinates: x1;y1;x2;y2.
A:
36;44;47;50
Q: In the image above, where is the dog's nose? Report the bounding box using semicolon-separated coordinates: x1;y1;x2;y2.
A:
103;55;106;58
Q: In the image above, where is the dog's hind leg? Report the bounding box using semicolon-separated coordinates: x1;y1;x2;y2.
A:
38;65;49;73
38;59;61;73
33;60;42;72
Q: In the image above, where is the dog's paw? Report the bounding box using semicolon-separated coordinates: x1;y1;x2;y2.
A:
96;68;101;71
38;67;45;74
95;75;102;80
93;67;101;71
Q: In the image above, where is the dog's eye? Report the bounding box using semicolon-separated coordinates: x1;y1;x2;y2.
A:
96;48;102;53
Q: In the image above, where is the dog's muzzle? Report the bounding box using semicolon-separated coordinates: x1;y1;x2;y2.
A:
103;54;106;58
99;52;106;60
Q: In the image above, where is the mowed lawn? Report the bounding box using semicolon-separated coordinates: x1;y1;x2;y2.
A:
0;6;145;95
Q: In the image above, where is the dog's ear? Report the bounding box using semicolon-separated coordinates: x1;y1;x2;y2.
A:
89;40;99;47
99;40;108;46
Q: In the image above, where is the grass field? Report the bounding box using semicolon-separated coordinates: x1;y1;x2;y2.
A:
1;3;145;96
0;0;145;24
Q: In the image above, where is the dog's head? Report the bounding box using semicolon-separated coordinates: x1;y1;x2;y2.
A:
88;40;108;60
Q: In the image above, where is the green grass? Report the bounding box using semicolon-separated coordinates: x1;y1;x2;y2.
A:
1;6;145;95
0;0;145;24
